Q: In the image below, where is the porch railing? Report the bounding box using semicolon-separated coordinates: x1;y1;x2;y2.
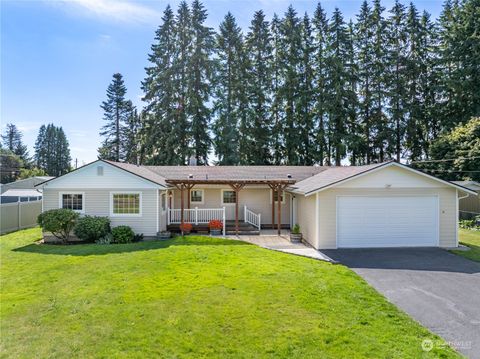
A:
168;207;226;235
244;205;261;230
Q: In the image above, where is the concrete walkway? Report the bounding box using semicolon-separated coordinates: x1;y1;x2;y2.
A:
226;230;333;262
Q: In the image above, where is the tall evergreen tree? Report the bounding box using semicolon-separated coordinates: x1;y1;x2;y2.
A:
242;10;273;164
385;0;408;162
355;0;374;163
270;13;284;164
99;73;135;162
213;13;245;164
188;0;214;164
297;13;316;165
313;3;329;165
278;6;303;165
142;5;178;165
1;123;29;165
370;0;389;162
34;124;71;176
325;8;349;165
173;1;193;164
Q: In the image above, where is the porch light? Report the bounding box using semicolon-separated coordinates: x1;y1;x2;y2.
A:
287;174;292;178
188;174;193;179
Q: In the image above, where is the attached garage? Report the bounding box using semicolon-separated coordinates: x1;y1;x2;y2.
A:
336;196;439;248
293;161;477;249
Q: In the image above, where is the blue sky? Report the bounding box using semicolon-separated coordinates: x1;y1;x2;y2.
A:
2;0;443;165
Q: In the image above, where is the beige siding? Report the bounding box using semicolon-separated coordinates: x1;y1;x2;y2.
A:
43;188;158;236
171;186;291;225
296;195;317;248
315;187;457;249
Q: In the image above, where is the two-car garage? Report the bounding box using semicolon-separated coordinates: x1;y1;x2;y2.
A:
336;196;439;248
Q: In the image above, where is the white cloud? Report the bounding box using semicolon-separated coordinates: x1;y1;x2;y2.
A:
45;0;161;25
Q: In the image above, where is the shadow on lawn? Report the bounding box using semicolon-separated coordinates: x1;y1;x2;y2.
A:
13;236;251;256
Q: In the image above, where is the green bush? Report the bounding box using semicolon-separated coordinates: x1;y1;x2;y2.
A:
291;224;301;234
74;216;110;242
37;209;79;242
112;226;134;244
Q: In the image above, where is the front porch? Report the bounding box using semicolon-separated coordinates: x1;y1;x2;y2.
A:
165;177;296;236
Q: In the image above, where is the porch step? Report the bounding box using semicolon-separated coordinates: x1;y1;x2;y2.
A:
226;230;260;235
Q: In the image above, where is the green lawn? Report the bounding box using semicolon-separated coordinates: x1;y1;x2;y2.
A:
1;228;459;358
451;228;480;262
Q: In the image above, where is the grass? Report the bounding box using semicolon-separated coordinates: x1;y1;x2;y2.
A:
0;228;460;358
451;228;480;262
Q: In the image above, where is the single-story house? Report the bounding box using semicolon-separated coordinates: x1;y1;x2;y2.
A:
1;176;53;204
452;181;480;220
36;160;476;249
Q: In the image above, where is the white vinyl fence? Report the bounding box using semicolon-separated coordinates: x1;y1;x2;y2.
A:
0;200;42;234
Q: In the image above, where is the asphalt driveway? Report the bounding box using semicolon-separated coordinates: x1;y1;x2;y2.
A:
322;248;480;358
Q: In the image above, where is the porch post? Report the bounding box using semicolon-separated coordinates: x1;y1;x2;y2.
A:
268;183;277;230
180;184;185;236
187;187;191;209
277;187;281;235
230;183;244;235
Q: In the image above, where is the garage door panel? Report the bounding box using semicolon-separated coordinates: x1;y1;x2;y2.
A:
337;196;438;248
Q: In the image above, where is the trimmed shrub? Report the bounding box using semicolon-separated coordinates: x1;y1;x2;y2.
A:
74;216;111;242
112;226;134;244
37;209;79;242
291;224;301;234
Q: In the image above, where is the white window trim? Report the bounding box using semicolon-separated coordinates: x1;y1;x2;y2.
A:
221;189;236;206
110;191;142;217
58;191;85;213
270;189;286;204
190;189;204;204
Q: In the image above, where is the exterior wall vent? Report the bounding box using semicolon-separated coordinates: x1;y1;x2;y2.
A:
97;166;104;176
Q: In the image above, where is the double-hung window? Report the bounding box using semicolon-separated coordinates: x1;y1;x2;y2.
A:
190;190;204;204
110;192;141;216
222;190;236;204
60;192;84;213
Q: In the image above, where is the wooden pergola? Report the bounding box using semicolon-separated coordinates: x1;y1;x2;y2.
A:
166;179;295;235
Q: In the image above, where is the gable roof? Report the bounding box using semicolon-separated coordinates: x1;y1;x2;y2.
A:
36;160;168;188
293;161;477;196
103;161;168;187
292;162;391;195
36;159;477;196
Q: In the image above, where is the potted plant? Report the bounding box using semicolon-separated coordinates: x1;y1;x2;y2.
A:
209;219;223;235
179;222;193;234
290;224;302;242
157;231;171;240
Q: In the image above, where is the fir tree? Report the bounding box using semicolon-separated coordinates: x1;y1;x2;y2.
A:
325;8;349;165
142;5;178;165
278;6;302;165
99;73;135;162
1;123;30;165
188;0;214;164
298;13;316;165
313;3;329;165
34;124;71;176
270;13;284;164
242;10;273;164
385;0;408;162
213;13;245;164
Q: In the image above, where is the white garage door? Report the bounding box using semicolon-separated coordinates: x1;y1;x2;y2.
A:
337;196;439;248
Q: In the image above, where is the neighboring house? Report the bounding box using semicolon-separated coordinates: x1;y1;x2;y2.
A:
452;181;480;220
36;160;476;249
0;176;53;204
